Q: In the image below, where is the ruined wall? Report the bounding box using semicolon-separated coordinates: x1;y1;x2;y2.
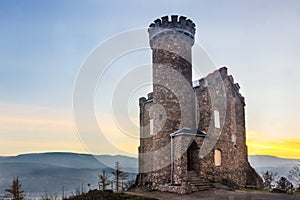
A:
139;67;263;189
194;67;263;188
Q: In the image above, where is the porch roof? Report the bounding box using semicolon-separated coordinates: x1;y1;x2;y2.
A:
170;128;206;138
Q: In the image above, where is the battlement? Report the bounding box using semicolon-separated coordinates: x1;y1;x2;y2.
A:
195;67;245;105
148;15;196;46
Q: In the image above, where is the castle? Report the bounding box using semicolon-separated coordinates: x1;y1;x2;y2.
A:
137;15;263;194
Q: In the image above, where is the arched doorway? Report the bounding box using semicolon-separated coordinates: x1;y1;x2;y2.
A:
187;140;199;171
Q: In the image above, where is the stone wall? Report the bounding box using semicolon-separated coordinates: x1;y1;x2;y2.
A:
138;67;263;190
137;15;263;192
193;67;263;188
157;182;197;194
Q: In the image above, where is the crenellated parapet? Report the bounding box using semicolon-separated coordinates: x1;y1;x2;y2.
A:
195;67;245;105
148;15;196;48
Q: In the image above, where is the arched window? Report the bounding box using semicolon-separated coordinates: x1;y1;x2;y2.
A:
214;149;222;166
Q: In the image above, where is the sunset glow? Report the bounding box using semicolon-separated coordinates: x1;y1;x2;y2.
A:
247;137;300;159
1;102;299;159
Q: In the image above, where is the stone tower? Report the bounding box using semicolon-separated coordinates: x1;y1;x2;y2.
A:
137;15;263;194
150;15;196;130
138;15;197;187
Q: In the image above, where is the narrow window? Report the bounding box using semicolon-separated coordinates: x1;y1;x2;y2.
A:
214;149;222;166
150;119;154;135
214;110;220;129
159;114;162;121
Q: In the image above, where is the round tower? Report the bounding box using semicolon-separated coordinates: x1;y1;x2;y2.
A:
143;16;197;187
149;15;195;87
148;15;196;142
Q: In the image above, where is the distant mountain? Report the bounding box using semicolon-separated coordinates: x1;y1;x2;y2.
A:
0;162;103;193
0;152;137;171
0;152;138;197
94;154;138;172
249;155;300;178
1;153;298;197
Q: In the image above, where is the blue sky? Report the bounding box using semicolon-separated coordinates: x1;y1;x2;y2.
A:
0;0;300;157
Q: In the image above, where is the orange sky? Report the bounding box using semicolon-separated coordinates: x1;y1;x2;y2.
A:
246;130;300;159
0;102;299;158
247;137;300;159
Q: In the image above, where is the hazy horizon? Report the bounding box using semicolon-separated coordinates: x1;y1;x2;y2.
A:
1;151;300;160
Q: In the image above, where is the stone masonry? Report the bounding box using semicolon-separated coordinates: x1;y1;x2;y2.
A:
137;15;263;194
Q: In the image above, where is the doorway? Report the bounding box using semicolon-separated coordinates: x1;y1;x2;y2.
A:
187;140;199;171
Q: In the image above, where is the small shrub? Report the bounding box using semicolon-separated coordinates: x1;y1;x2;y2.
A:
271;188;286;193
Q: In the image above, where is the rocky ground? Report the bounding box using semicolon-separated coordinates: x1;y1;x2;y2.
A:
64;190;157;200
127;184;300;200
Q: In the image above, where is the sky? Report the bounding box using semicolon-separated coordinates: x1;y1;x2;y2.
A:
0;0;300;158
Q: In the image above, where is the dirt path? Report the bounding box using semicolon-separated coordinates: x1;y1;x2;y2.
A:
127;188;300;200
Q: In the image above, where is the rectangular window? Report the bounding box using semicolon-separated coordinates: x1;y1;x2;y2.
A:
214;149;222;166
150;119;154;135
214;110;220;129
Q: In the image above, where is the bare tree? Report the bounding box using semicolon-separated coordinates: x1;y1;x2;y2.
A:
111;161;128;192
5;177;24;200
262;171;277;190
98;169;110;191
120;170;129;191
75;187;81;196
62;186;65;200
288;162;300;189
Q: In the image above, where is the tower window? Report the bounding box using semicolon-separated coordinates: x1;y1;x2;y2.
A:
150;119;154;135
214;110;220;129
214;149;222;166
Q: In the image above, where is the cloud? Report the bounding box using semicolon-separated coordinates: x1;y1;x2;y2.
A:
0;102;86;155
0;139;87;156
0;102;140;156
0;115;74;134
